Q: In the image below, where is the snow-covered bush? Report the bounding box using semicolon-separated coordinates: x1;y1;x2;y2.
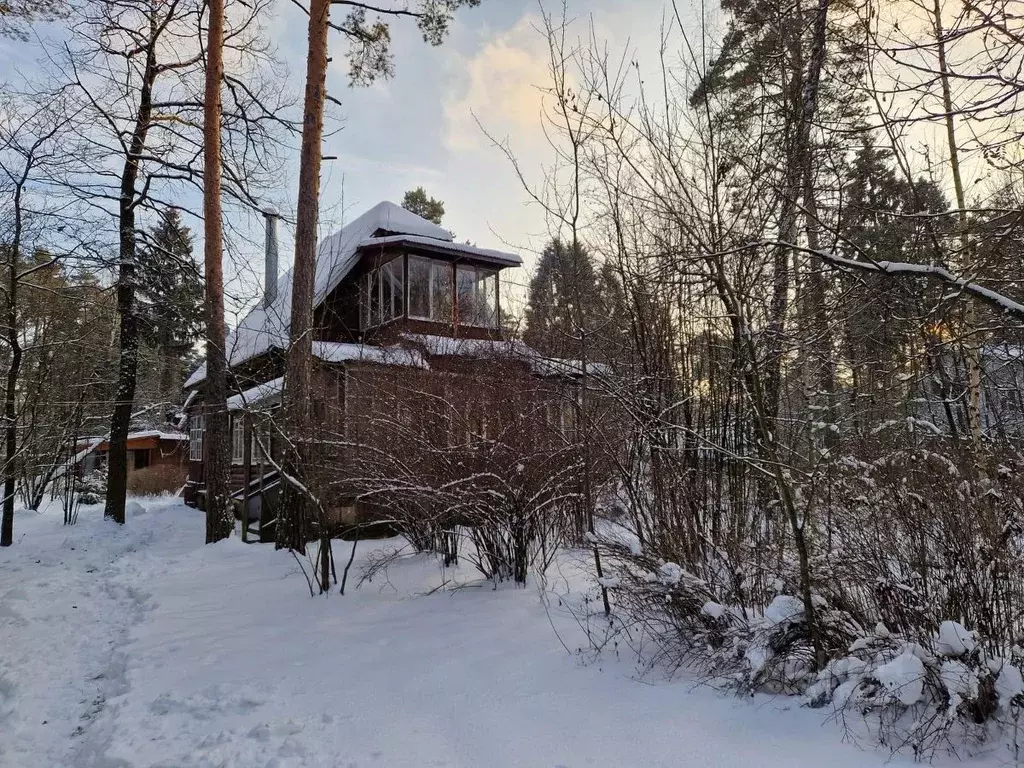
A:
78;470;107;505
588;439;1024;756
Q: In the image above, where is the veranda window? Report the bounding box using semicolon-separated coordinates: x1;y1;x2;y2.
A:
188;414;204;461
408;255;453;322
362;258;405;329
456;265;498;328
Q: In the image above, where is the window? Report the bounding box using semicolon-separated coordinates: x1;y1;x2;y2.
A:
431;261;452;322
251;425;265;464
383;258;404;319
362;258;405;329
456;265;498;327
231;416;245;465
133;449;150;470
408;255;430;319
408;255;453;323
546;398;576;439
189;414;204;461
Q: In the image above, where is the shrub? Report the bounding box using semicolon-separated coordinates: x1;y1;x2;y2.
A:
127;463;186;496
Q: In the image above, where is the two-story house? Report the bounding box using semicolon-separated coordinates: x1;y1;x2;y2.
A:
182;201;585;540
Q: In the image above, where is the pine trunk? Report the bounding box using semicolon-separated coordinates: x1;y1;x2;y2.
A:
277;0;331;552
204;0;233;544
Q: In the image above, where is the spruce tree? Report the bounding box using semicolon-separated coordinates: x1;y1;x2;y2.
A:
523;238;602;360
137;210;203;405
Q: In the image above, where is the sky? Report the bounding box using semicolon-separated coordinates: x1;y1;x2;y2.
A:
261;0;690;312
0;0;704;321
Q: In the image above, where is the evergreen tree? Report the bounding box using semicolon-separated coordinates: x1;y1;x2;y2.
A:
136;209;203;405
401;187;445;225
523;239;608;360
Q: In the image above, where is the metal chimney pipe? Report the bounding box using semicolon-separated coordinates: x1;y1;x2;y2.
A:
262;208;278;309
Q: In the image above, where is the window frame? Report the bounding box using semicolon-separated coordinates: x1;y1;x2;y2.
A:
361;255;406;330
189;414;204;462
231;415;245;465
455;264;499;328
408;254;455;324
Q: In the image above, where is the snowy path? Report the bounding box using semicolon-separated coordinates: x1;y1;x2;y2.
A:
0;500;1003;767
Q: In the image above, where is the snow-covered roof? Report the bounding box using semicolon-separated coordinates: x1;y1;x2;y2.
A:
126;430;187;442
227;377;284;411
313;341;427;369
400;334;609;378
184;201;461;389
401;333;534;359
358;235;521;267
222;343;428;411
75;431;186;448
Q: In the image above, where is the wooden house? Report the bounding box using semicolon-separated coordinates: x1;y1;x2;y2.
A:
182;202;590;540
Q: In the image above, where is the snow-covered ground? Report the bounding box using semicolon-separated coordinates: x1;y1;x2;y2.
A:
0;499;1007;767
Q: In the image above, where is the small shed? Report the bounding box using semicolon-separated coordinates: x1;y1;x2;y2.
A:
75;430;188;494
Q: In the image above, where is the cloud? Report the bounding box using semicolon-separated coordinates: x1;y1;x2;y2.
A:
442;14;551;154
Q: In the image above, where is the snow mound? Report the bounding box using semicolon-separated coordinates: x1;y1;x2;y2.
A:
994;660;1024;708
764;595;804;625
125;501;146;517
657;562;683;586
935;621;976;657
875;650;925;706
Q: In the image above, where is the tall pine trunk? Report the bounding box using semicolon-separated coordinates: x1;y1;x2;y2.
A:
203;0;232;543
276;0;331;554
104;17;159;525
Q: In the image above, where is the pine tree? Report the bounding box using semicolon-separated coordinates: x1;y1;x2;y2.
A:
401;187;445;225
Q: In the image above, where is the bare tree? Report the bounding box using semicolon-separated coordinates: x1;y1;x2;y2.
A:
42;0;290;524
0;92;87;545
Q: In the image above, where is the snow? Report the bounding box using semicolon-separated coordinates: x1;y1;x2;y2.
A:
701;601;726;619
935;620;976;657
994;660;1024;708
184;201;459;389
764;595;804;625
875;650;926;706
0;500;992;768
125;430;187;442
223;345;426;411
806;246;1024;319
227;376;285;411
939;660;978;699
312;341;427;369
657;561;684;585
403;332;535;359
401;334;608;378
